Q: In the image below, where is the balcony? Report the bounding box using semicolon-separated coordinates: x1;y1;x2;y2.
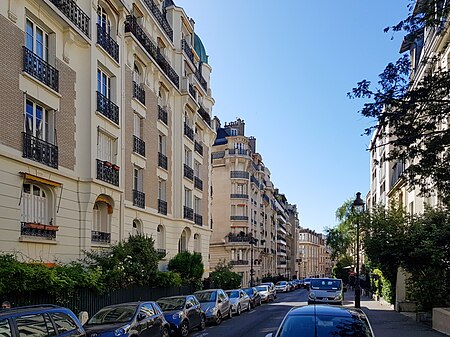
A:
251;176;260;188
278;223;287;234
133;189;145;208
197;105;211;126
96;159;119;186
252;162;260;171
158;199;167;215
194;66;207;91
194;141;203;156
230;194;249;199
142;0;173;41
22;133;58;169
189;83;196;99
158;152;167;170
184;123;194;140
133;81;146;105
194;213;203;226
227;233;251;243
390;161;405;189
158;105;168;124
229;148;251;157
184;164;194;181
49;0;90;37
20;222;57;240
263;194;270;204
230;260;249;266
193;176;203;191
230;215;248;221
97;24;119;62
230;171;249;179
156;51;179;88
183;206;193;221
23;47;59;92
133;135;145;157
97;91;119;125
211;151;225;159
157;248;167;258
91;230;111;243
181;39;194;64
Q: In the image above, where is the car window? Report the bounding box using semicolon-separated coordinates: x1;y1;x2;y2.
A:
152;303;163;315
50;312;79;334
16;314;52;337
157;298;185;311
310;279;342;290
87;305;136;324
256;286;268;292
226;291;239;298
195;291;217;303
141;304;156;317
0;319;12;337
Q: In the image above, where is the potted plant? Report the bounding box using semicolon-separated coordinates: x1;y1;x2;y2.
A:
103;161;112;167
112;164;120;171
44;225;59;231
25;223;45;230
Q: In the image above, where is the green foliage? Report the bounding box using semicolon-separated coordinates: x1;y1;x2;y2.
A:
168;251;204;288
209;260;242;290
332;256;354;285
370;269;394;304
155;271;182;288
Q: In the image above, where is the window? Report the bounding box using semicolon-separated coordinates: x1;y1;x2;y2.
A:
134;113;142;138
0;319;12;337
184;188;192;208
25;100;54;142
178;229;187;253
132;219;142;235
141;304;156;317
50;312;79;334
133;63;143;84
194;161;200;177
16;314;54;337
159;134;166;154
97;6;111;34
134;167;143;192
97;68;111;98
21;183;50;225
97;131;116;162
26;19;48;61
194;233;200;253
157;225;165;250
93;199;112;234
230;128;238;136
184;148;192;167
194;196;201;215
158;180;166;201
236;183;246;194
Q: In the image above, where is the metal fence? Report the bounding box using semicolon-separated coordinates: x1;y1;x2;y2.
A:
3;285;193;316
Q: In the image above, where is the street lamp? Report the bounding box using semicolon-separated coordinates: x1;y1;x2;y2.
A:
249;235;258;287
352;192;365;308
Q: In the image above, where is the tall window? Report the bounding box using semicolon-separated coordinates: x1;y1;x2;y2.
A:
134;167;143;192
133;63;142;84
184;148;192;167
134;113;142;138
25;100;53;142
21;183;50;225
158;179;166;201
159;134;166;154
97;68;111;98
194;233;200;253
97;6;111;33
184;188;192;208
194;161;200;178
132;219;142;235
157;225;165;250
178;229;187;253
97;131;116;163
26;19;48;60
93;200;111;233
194;196;201;215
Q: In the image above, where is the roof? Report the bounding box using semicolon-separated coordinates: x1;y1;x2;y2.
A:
194;33;208;64
213;127;229;145
288;305;365;318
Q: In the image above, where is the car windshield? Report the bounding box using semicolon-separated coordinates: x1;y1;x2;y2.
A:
277;315;372;337
310;279;342;290
87;305;137;324
195;291;217;303
156;297;186;311
277;281;287;286
242;288;253;296
256;286;268;292
226;291;239;298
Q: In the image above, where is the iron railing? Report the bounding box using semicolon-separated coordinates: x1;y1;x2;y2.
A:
22;132;58;169
142;0;173;41
184;164;193;181
91;230;111;243
97;24;119;62
23;47;59;92
194;177;203;191
197;105;211;126
230;171;249;179
133;135;145;157
96;159;119;186
181;39;194;63
211;151;225;159
230;194;249;199
229;148;250;156
184;123;194;140
194;141;203;156
227;234;251;243
156;52;179;88
230;215;248;221
158;152;168;170
158;199;167;215
158;105;168;124
194;213;202;226
194;66;207;91
183;206;193;221
20;222;57;240
189;83;196;99
133;189;145;208
157;248;167;258
49;0;90;37
133;81;146;105
230;260;249;266
97;91;119;125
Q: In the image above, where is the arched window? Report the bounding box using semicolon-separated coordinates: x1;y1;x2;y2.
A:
178;229;187;253
92;195;113;243
157;225;165;252
194;233;201;253
132;219;142;235
21;183;52;225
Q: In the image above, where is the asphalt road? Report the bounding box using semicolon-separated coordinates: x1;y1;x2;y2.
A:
189;288;309;337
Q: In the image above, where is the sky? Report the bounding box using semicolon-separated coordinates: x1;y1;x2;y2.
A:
175;0;409;233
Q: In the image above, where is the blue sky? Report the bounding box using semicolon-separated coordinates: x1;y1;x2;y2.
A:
176;0;409;233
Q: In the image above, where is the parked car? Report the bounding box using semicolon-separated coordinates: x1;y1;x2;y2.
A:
242;287;262;308
255;285;275;303
225;289;251;315
260;282;277;299
297;279;305;288
0;304;85;337
308;278;345;305
264;305;375;337
288;281;296;291
193;289;231;325
156;295;205;337
275;281;289;293
84;301;170;337
303;278;312;290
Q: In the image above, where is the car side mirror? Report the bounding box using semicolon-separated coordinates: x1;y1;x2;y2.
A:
137;313;146;321
186;303;193;309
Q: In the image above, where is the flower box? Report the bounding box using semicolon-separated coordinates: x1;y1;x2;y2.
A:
112;164;120;171
44;225;59;231
103;161;112;167
25;223;46;230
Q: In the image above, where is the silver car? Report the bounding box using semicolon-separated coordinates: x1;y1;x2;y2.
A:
255;285;275;303
194;289;231;325
225;289;251;315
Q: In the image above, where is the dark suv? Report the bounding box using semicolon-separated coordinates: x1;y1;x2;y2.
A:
0;304;85;337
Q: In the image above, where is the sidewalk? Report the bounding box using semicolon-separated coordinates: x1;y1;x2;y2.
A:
343;290;447;337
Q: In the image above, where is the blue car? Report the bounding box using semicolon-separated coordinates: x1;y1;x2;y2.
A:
156;295;205;337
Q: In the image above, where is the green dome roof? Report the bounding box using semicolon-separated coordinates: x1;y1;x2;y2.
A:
194;33;209;64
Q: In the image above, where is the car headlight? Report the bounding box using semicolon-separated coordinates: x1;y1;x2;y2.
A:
207;307;217;314
334;295;342;300
308;293;314;299
114;325;130;336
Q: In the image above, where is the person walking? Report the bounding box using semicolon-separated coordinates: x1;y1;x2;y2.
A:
1;301;11;309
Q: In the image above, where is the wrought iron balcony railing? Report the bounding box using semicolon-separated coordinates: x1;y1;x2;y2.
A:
230;171;249;179
23;47;59;92
189;83;196;99
183;206;193;221
97;91;119;125
133;135;145;157
194;176;203;191
194;141;203;156
133;81;145;105
184;123;194;140
158;105;168;124
227;233;251;243
157;248;167;258
230;194;249;199
133;189;145;208
181;39;194;63
156;52;179;88
194;66;207;91
211;151;225;159
91;230;111;243
49;0;90;37
22;132;58;169
230;215;248;221
197;105;211;126
229;148;251;156
184;164;194;181
158;152;168;170
97;24;119;62
158;199;167;215
96;159;119;186
194;213;203;226
230;260;249;266
142;0;173;41
20;222;57;240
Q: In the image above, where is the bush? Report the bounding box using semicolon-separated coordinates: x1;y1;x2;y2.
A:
209;260;241;290
168;252;204;289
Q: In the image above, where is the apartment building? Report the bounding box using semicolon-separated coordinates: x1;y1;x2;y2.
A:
286;203;300;279
298;228;329;278
0;0;215;273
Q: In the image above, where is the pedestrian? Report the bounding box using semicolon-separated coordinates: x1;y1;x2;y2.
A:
1;301;11;309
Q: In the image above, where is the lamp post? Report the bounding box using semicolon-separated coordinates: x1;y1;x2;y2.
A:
249;235;258;287
352;192;365;308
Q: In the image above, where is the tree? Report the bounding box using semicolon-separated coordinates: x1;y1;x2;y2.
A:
332;255;354;285
209;260;242;290
168;251;204;289
349;1;450;200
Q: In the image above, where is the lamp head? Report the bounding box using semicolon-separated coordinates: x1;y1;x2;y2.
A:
353;192;365;214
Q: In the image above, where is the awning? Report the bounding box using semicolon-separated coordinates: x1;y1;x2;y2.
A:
20;172;62;187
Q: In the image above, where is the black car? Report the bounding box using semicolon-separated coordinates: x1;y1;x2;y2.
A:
0;304;85;337
242;287;262;308
84;301;169;337
264;305;375;337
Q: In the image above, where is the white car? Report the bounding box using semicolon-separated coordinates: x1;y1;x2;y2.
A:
255;285;275;303
225;289;251;315
275;281;289;292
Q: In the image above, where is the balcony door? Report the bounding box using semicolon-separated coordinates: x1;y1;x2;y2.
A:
26;19;48;61
25;100;53;142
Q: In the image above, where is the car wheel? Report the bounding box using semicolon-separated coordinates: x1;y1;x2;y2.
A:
179;321;189;337
228;307;233;319
198;315;206;331
236;304;241;316
247;302;251;312
215;311;222;325
161;327;170;337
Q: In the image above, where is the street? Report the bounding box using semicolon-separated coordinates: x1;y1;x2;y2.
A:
190;289;309;337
